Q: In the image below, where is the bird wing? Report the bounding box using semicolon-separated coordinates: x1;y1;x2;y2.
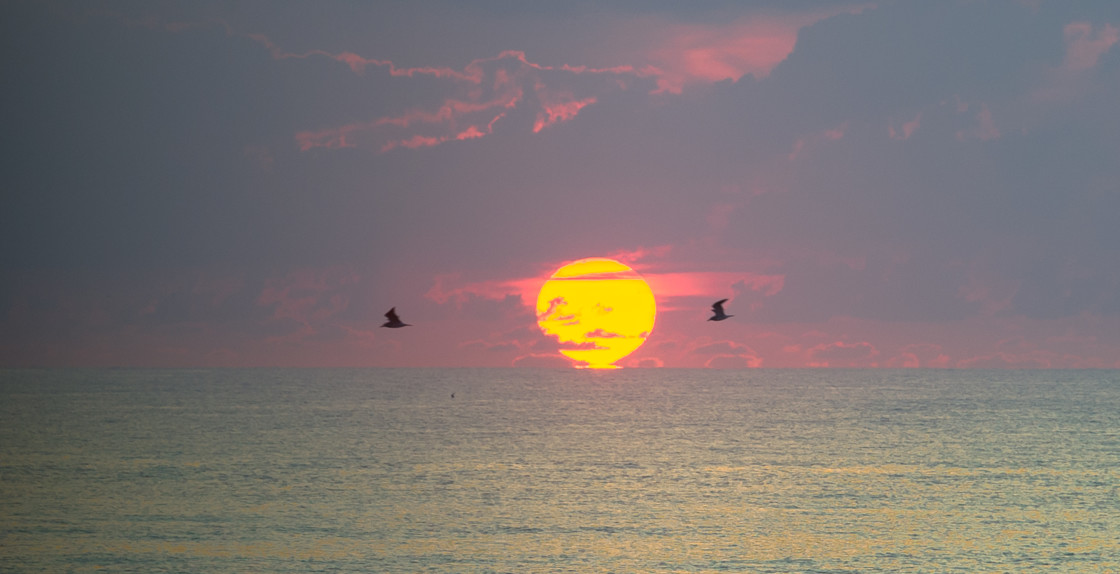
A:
712;299;728;313
385;307;400;322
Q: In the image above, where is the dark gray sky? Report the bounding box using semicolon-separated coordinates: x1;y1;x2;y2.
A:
3;0;1119;367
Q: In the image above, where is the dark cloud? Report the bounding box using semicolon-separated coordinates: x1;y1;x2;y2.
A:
2;1;1118;366
807;341;878;363
512;353;577;368
705;354;761;369
690;340;753;356
459;340;520;353
585;328;625;339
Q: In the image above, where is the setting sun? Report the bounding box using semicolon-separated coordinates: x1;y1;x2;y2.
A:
536;258;657;368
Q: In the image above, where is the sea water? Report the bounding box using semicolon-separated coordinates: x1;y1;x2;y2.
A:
1;368;1118;572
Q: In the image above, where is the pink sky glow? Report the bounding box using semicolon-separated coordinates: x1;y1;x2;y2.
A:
2;2;1119;368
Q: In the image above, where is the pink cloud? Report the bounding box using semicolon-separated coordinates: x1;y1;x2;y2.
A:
644;271;785;301
248;38;648;152
705;354;762;368
620;7;867;94
297;88;522;152
788;122;848;160
606;245;675;265
957;269;1017;316
1031;22;1120;103
89;9;870;158
956;103;1000;141
532;87;597;133
889;112;922;140
735;275;786;297
823;126;846;140
455;115;503;141
951;333;1119;369
424;273;541;307
1063;22;1119;71
456;126;485;140
287;55;606;152
512;353;580;368
690;340;755;356
459;339;520;353
256;266;358;323
397;134;446;150
421;258;785;327
954;95;970;113
256;9;867;150
686;339;762;368
451;322;566;364
585;328;625;339
806;341;878;367
787;139;806;161
241;11;880;153
707;202;738;231
559;340;608;351
247;33;480;81
643;15;824;93
536;297;567;322
625;356;664;368
883;343;951;368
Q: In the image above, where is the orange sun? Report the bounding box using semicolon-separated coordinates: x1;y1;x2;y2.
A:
536;258;657;369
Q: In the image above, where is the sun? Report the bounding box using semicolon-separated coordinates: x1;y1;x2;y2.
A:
536;258;657;369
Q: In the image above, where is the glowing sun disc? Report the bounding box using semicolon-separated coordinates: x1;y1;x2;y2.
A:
536;257;657;368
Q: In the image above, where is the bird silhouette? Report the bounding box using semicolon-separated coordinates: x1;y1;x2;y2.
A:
381;307;411;328
708;299;733;321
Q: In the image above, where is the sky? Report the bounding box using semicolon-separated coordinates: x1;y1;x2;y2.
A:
2;0;1119;368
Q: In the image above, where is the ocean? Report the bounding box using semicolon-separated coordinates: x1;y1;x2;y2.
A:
1;368;1118;572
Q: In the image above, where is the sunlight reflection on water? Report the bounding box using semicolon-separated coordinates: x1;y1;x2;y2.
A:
2;368;1118;572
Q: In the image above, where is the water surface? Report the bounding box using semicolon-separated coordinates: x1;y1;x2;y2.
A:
2;368;1118;572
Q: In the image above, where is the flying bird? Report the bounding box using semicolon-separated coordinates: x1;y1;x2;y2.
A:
708;299;733;322
381;307;411;328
